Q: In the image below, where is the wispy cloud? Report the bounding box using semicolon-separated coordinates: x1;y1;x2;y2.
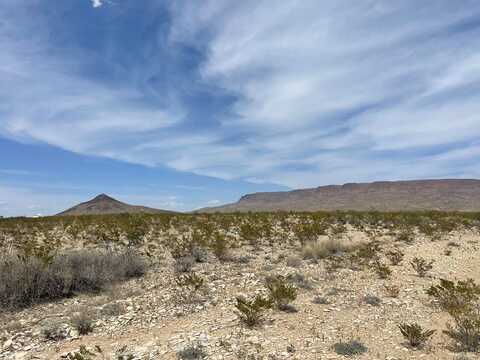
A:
1;1;480;190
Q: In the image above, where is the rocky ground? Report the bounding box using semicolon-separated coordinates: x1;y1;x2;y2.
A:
1;229;479;360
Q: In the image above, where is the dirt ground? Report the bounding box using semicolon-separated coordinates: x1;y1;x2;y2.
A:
1;228;479;360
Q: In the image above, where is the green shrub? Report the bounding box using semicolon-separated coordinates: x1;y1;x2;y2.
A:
265;275;297;310
427;279;480;316
383;284;400;298
410;257;434;277
444;311;480;352
372;260;392;279
398;322;435;347
234;294;273;327
176;273;205;292
385;249;404;265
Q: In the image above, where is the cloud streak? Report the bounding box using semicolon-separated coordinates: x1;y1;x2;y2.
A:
1;1;480;190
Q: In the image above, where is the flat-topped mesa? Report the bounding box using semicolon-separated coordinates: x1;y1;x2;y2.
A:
198;179;480;213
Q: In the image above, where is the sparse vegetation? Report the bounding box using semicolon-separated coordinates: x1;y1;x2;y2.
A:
410;257;434;277
372;260;392;279
71;310;95;335
265;275;297;311
0;210;479;358
234;294;273;327
0;249;146;309
363;294;382;306
386;249;404;265
398;322;435;347
333;340;368;356
176;342;207;359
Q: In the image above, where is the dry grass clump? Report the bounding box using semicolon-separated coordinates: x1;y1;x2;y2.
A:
301;236;363;260
0;249;146;310
70;309;95;335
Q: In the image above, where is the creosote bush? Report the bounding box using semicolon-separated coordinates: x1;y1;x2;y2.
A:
427;279;480;352
372;260;392;279
386;249;404;265
444;310;480;352
384;284;400;298
234;294;273;327
410;257;434;277
427;278;480;316
265;275;297;311
0;249;146;309
398;322;435;347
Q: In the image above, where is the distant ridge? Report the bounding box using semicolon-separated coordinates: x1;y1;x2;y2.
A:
57;194;175;216
198;179;480;213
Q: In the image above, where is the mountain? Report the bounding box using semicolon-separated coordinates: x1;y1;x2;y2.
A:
198;179;480;213
57;194;175;216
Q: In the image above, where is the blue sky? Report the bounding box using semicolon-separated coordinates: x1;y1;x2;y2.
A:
1;1;480;216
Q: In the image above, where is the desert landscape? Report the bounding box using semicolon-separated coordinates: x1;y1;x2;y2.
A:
1;189;480;359
2;1;480;360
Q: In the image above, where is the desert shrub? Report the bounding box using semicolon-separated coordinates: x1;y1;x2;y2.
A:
173;256;195;273
120;248;147;278
40;319;70;341
427;279;480;316
234;294;273;327
312;295;330;304
265;275;297;311
363;294;382;306
372;260;392;279
176;273;205;292
352;241;382;265
286;272;314;290
210;231;229;261
444;309;480;352
427;278;480;352
410;257;434;277
396;231;415;244
286;256;302;268
0;249;146;309
176;341;207;359
386;249;404;265
398;322;435;347
294;222;327;245
383;284;400;298
301;237;360;260
190;246;208;263
100;302;124;317
71;310;95;335
333;340;368;356
444;311;480;352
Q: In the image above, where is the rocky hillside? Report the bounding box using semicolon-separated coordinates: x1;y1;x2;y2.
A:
200;179;480;212
57;194;174;216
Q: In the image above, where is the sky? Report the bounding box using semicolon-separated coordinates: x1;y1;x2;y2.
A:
1;1;480;216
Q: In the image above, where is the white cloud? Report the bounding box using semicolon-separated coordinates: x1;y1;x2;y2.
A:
91;0;103;8
1;1;480;191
